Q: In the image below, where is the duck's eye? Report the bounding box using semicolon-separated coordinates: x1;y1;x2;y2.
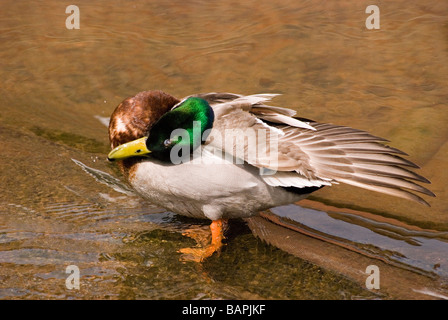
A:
163;139;172;148
135;149;142;154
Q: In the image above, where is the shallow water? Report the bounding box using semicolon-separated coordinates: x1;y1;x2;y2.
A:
1;0;448;299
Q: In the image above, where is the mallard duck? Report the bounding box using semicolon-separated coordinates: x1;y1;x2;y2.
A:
107;90;434;261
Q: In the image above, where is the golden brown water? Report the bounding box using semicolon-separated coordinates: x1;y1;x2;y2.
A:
1;0;448;299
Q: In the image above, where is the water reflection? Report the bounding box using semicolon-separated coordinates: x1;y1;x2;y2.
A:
1;0;448;299
270;204;448;279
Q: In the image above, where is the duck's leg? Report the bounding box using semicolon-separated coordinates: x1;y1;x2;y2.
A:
179;219;227;262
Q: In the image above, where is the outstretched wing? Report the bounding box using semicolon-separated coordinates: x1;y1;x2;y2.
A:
273;122;434;205
197;93;435;206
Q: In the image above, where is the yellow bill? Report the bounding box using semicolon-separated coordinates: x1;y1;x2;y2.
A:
107;137;151;161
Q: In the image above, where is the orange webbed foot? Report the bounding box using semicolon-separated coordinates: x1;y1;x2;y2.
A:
178;219;227;262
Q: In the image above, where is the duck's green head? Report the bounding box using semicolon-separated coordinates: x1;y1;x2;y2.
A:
107;97;214;162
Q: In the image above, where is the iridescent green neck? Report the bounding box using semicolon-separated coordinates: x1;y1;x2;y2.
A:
175;97;215;139
146;97;214;160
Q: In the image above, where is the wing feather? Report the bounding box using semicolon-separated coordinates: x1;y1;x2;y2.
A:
200;93;434;205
